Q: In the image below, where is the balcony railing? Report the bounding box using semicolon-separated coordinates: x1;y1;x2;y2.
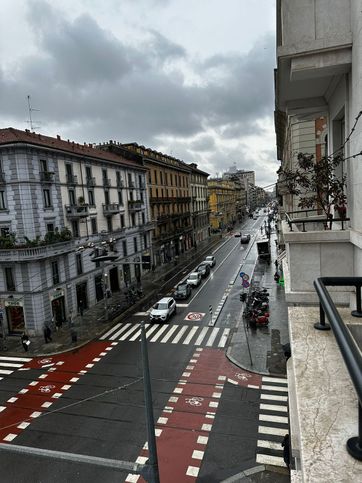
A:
66;174;78;185
103;178;111;188
286;209;350;232
103;203;120;216
128;200;143;211
40;171;55;183
0;241;74;262
86;177;96;187
65;204;89;218
314;277;362;461
117;179;124;188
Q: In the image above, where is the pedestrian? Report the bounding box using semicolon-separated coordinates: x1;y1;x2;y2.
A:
78;299;84;316
274;272;280;283
281;433;290;469
274;259;279;270
43;324;52;343
21;332;30;352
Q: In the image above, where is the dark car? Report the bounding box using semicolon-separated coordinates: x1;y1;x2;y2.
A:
240;234;251;244
173;283;192;300
196;263;211;278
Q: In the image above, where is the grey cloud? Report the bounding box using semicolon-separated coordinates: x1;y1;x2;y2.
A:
189;135;216;151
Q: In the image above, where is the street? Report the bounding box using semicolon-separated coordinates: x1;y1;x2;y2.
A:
0;215;289;482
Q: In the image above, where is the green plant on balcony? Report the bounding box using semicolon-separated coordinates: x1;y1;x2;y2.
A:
280;152;347;228
24;235;42;247
44;228;72;244
0;232;16;249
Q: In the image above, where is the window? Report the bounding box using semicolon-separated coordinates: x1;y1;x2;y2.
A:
131;213;136;226
102;168;107;180
47;223;54;233
138;174;143;188
118;191;123;206
129;191;134;201
154;170;158;184
43;189;52;208
116;171;121;186
122;240;127;257
86;166;92;179
120;214;125;228
76;254;83;275
0;227;10;237
144;233;148;249
0;191;7;210
148;172;151;184
128;173;133;187
140;192;144;203
107;217;112;232
69;190;76;205
134;237;138;253
165;173;168;185
40;159;48;172
91;218;97;234
104;190;110;204
142;212;145;224
5;267;15;291
66;164;72;177
160;171;163;185
71;220;79;237
52;261;59;285
88;190;94;206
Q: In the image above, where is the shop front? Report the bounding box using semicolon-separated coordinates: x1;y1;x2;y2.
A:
5;297;25;334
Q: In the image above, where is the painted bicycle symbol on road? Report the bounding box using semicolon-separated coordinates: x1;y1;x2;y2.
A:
185;397;204;407
38;358;52;365
235;372;252;381
39;384;55;393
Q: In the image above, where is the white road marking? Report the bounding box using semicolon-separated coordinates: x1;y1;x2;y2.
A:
183;326;199;344
100;323;121;340
171;326;188;344
218;328;230;347
119;325;140;341
0;369;13;375
160;325;178;343
109;323;132;340
144;324;160;339
260;404;288;413
0;362;24;368
0;357;31;362
194;327;209;345
259;414;289;424
262;376;287;384
261;384;288;392
257;439;283;450
149;325;169;342
206;328;220;346
256;454;285;467
260;394;288;402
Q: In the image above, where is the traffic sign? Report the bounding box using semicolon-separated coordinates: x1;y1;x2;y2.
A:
242;280;250;288
184;312;205;321
242;273;249;281
239;272;245;278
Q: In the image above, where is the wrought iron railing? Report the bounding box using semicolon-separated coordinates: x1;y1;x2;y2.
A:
286;209;349;232
314;277;362;461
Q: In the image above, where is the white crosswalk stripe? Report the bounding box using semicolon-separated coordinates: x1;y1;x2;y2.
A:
256;376;289;469
0;356;32;381
100;323;232;348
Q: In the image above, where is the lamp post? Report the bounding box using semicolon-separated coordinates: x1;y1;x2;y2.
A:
91;251;119;321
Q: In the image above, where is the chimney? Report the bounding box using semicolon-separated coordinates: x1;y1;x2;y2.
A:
57;135;61;140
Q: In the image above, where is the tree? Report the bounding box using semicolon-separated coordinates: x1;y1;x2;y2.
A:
280;152;347;227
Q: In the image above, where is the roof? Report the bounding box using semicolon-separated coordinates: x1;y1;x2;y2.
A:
0;128;144;169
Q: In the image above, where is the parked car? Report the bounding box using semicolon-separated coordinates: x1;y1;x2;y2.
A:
234;232;241;237
173;283;192;300
204;255;216;267
240;234;251;244
186;272;202;287
196;263;211;278
149;297;177;322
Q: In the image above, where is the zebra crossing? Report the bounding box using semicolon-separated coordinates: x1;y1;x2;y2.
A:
256;376;289;468
100;322;231;348
0;356;32;381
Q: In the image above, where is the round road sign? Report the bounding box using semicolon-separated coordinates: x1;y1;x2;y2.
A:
242;280;250;288
184;312;205;321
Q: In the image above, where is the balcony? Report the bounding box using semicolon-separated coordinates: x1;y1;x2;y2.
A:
103;203;120;216
128;200;143;211
0;240;74;262
117;179;124;188
65;204;89;219
86;177;96;187
66;174;78;185
40;171;55;183
103;178;111;188
128;181;135;188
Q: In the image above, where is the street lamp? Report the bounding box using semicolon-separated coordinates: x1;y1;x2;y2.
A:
91;250;119;321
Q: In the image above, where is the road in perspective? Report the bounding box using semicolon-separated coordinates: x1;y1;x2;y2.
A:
0;214;290;482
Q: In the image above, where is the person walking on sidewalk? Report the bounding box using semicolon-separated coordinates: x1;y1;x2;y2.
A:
21;332;30;352
43;324;52;343
281;433;291;469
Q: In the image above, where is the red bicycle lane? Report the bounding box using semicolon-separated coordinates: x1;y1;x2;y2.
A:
0;341;114;443
127;347;262;483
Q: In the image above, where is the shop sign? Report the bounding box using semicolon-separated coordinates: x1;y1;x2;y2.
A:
50;289;64;301
5;298;24;307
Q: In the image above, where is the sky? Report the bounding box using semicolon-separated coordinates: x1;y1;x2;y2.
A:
0;0;277;188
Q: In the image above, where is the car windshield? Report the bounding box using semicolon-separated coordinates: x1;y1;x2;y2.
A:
155;302;168;310
177;285;187;292
206;257;213;261
189;274;198;279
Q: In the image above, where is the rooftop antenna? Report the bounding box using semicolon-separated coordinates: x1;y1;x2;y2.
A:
26;95;40;130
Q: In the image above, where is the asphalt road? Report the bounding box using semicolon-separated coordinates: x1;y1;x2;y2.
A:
0;215;276;483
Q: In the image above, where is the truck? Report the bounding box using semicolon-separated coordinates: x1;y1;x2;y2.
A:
256;236;271;263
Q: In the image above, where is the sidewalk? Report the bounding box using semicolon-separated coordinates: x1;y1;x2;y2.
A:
0;234;222;357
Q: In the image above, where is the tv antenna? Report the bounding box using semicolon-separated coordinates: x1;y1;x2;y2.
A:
26;95;40;131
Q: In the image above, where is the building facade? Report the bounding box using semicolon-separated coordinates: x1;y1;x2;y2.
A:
275;1;362;480
0;129;151;336
189;163;210;245
208;178;237;231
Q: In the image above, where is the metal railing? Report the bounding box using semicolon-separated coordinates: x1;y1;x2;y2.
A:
286;209;349;232
314;277;362;461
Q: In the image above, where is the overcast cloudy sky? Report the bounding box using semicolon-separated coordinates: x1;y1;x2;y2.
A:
0;0;277;188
